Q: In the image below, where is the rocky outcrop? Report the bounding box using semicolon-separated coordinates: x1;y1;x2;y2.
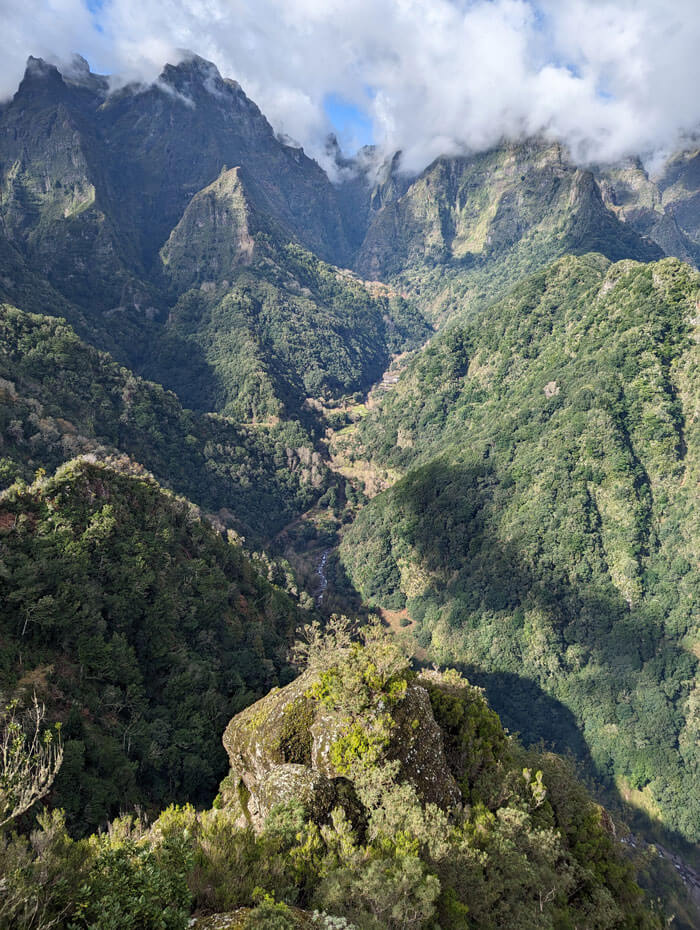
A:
355;140;662;295
221;668;461;832
160;167;265;290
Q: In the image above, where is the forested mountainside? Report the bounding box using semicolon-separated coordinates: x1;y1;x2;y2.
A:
340;255;700;842
0;303;329;541
0;457;305;833
1;624;667;930
2;51;700;929
157;236;430;422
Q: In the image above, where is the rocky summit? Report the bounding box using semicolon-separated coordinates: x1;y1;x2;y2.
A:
220;666;463;831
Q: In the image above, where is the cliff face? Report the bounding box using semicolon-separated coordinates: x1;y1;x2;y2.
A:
221;666;462;831
355;142;663;289
0;54;352;299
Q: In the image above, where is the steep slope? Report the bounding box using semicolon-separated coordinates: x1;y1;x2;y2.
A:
598;157;700;267
0;56;432;423
355;141;664;321
0;457;307;833
0;56;159;316
657;149;700;245
0;303;327;540
100;55;351;272
1;625;672;930
340;255;700;842
209;624;662;929
159;166;268;289
157;212;431;419
0;55;352;313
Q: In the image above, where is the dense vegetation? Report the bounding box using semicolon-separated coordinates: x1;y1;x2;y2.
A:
0;458;305;833
0;303;330;541
156;240;430;422
1;626;663;929
2;53;700;924
356;143;664;323
340;255;700;842
0;57;429;427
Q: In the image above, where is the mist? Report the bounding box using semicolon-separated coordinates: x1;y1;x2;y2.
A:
2;0;700;174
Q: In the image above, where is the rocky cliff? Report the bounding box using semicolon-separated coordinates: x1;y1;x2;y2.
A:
208;622;660;929
220;665;464;832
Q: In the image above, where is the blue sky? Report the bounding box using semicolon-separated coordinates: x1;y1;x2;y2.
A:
323;94;374;150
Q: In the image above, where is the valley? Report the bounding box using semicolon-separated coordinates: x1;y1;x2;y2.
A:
1;50;699;929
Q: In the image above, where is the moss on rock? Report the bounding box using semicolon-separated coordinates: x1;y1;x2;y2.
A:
221;649;465;832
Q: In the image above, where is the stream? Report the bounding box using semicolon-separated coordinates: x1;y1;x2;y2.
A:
316;549;330;603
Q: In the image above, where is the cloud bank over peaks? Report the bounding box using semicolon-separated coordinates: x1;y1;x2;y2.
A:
2;0;700;175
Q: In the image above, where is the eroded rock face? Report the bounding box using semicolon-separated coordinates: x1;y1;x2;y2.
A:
388;682;462;809
221;668;461;831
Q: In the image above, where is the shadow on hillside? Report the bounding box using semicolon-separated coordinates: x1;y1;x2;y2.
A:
385;459;693;713
455;666;593;763
343;458;700;870
133;327;224;414
445;662;700;928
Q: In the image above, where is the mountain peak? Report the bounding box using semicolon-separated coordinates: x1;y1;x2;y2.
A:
159;52;228;97
60;54;109;94
21;55;63;86
18;54;108;100
15;56;67;104
66;53;91;75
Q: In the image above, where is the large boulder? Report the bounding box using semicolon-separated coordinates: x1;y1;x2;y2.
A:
220;665;461;831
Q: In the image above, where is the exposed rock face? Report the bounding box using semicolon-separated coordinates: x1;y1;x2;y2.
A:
597;154;700;268
0;53;352;320
386;680;462;808
355;140;662;286
160;167;263;290
221;668;461;831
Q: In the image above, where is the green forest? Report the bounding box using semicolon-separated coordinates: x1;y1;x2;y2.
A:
0;458;304;833
340;255;700;842
0;303;330;541
1;624;668;929
1;50;700;930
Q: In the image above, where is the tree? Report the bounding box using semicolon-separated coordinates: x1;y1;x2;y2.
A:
1;696;63;829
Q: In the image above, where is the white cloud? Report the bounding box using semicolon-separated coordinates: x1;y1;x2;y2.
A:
1;0;700;173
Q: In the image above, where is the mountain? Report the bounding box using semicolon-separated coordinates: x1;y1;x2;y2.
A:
353;141;665;322
0;53;350;309
155;160;430;419
0;55;433;422
0;303;327;541
3;49;700;927
0;456;307;833
339;254;700;843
